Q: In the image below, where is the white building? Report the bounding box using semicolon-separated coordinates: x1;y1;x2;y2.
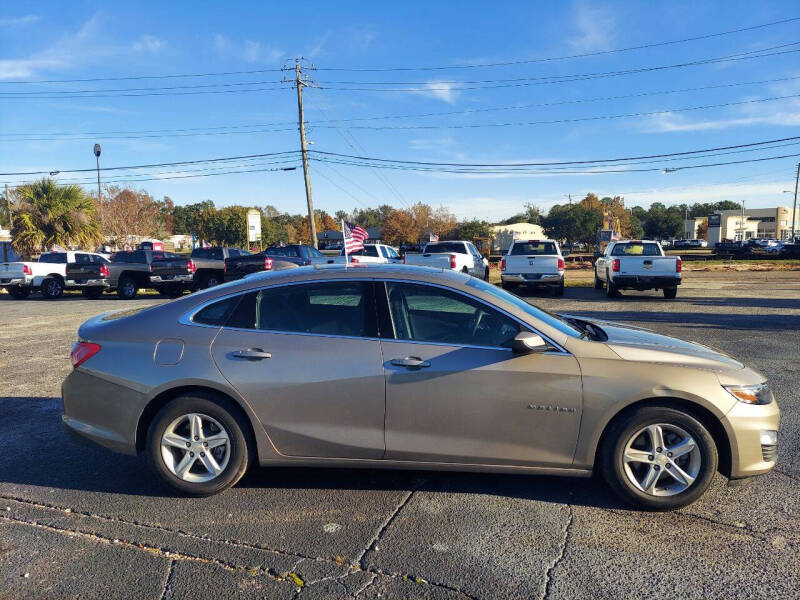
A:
707;206;799;244
490;222;546;253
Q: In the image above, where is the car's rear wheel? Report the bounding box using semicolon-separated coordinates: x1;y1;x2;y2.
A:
117;276;138;300
8;286;31;299
146;395;251;496
500;281;516;292
605;272;619;298
483;267;490;281
600;406;717;510
82;287;104;299
594;271;603;289
554;279;565;296
40;277;64;299
663;287;677;299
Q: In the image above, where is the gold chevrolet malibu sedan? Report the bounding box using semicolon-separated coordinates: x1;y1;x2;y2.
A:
62;265;779;510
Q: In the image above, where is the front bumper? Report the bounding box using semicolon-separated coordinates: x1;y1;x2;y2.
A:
612;275;681;289
724;398;780;478
502;273;563;285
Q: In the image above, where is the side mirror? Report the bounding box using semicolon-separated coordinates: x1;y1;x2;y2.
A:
512;331;549;354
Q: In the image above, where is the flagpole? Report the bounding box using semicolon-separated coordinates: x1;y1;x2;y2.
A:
342;219;348;267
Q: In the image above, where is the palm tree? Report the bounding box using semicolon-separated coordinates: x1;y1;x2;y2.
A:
11;178;102;257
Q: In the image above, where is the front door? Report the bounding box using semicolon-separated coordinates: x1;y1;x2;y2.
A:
380;281;582;467
210;280;386;459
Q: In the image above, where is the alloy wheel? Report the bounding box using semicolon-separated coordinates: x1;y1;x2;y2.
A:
160;413;230;482
622;423;701;496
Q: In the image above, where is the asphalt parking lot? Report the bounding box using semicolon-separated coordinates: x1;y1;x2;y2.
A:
1;273;798;600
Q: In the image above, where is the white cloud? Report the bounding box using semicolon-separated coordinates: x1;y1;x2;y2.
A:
0;14;41;26
212;35;283;64
213;33;228;52
412;81;461;104
132;34;165;54
568;2;614;52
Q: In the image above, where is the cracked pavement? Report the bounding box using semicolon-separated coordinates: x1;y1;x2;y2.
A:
1;273;798;599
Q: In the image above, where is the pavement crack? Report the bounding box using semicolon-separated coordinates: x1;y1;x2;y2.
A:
352;573;377;598
542;503;573;600
357;489;415;569
159;559;177;600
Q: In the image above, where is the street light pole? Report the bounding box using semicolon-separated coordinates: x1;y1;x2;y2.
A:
93;144;102;226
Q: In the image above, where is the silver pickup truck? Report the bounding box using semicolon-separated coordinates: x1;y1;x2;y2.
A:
501;239;565;296
595;240;681;299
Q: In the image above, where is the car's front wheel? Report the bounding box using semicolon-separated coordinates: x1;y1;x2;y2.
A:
600;406;717;510
146;395;251;496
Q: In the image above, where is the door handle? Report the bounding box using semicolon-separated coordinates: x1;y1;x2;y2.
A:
232;348;272;360
391;357;430;368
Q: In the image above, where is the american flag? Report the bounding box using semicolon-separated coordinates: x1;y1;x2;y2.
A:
429;232;439;242
343;222;368;253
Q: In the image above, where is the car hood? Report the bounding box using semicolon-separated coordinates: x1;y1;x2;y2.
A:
564;315;744;371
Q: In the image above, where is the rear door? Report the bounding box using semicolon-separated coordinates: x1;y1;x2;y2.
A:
379;281;582;467
210;280;387;459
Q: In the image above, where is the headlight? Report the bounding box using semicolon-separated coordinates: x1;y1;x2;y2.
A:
724;382;773;405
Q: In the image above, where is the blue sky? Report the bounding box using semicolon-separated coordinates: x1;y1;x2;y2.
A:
2;1;799;220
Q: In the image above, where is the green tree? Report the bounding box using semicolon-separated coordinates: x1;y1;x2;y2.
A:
454;219;492;240
11;178;102;257
172;200;215;235
541;203;603;249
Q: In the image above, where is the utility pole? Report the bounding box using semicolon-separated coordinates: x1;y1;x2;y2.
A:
792;162;799;241
93;144;103;226
4;183;11;224
293;59;317;248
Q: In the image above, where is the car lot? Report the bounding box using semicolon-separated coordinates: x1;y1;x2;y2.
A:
1;274;799;600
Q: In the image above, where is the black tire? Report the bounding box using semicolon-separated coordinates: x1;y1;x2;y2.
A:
483;267;490;282
555;280;565;297
604;272;619;298
40;277;64;299
204;273;222;289
167;284;184;298
82;287;104;299
599;406;718;510
663;287;677;299
594;271;603;289
461;266;469;275
117;276;138;300
146;394;252;496
8;286;31;299
501;281;516;292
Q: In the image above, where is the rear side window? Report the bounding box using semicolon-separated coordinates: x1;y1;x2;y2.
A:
424;242;465;254
348;246;379;257
74;253;91;264
39;253;67;263
510;242;556;255
224;282;375;337
193;296;240;326
611;243;661;256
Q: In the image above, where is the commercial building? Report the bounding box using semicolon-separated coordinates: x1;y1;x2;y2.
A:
490;222;546;253
705;206;799;244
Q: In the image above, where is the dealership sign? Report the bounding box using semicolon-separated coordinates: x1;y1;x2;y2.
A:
247;209;262;242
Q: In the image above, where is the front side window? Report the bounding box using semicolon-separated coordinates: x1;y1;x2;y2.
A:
225;282;374;338
385;282;520;348
385;247;400;260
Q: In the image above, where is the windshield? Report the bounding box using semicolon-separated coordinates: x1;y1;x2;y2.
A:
425;242;465;254
509;242;557;255
465;278;582;338
611;243;661;256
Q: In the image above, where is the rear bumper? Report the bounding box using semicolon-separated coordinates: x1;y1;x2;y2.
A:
65;279;110;288
0;277;31;287
724;399;780;479
612;275;681;289
502;273;563;285
150;274;193;284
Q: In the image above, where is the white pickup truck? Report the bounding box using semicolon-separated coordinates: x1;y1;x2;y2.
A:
1;250;108;299
402;240;489;280
500;239;565;296
594;240;682;299
317;244;402;265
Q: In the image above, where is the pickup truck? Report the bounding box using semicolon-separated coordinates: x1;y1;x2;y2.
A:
65;255;111;299
403;240;489;280
265;244;327;265
500;239;565;296
594;240;681;299
1;250;109;299
223;253;298;282
107;249;196;299
190;247;249;289
316;244;401;265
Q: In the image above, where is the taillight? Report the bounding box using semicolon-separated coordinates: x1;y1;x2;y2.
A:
500;258;506;271
223;261;227;273
264;257;273;271
304;259;311;266
557;257;565;270
449;254;456;269
70;341;101;368
23;264;32;275
99;264;109;278
676;257;682;273
187;260;196;273
612;259;620;272
403;255;406;264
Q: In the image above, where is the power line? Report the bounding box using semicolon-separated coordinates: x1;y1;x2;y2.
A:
0;68;285;85
0;150;300;176
308;136;800;168
316;16;800;71
0;85;287;100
